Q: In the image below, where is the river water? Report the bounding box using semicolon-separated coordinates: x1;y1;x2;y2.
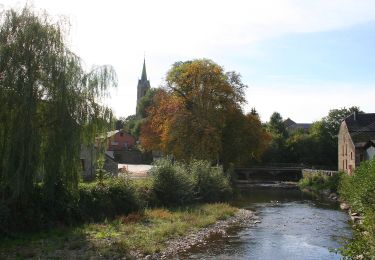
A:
180;187;352;260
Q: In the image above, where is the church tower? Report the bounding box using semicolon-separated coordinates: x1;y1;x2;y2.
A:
137;59;151;110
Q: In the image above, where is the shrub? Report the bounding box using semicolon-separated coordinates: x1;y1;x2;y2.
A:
189;160;233;202
150;158;195;206
0;202;11;236
298;172;341;193
132;178;157;208
0;186;59;234
339;159;375;213
78;177;141;221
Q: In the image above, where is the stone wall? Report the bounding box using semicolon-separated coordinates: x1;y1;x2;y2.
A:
302;169;338;177
114;150;143;164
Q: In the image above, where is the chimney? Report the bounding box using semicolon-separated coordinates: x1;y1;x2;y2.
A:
354;110;358;121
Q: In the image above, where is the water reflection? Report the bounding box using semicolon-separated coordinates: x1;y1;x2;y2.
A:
180;187;352;260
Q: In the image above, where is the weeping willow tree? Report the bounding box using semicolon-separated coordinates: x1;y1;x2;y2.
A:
0;7;117;207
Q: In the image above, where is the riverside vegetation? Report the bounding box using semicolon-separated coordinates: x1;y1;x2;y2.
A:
298;158;375;258
298;172;341;195
0;159;239;258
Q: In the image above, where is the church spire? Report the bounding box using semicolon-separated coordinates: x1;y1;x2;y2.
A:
141;58;147;82
137;58;151;115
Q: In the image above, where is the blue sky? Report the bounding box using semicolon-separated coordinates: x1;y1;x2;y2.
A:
247;22;375;84
235;21;375;122
2;0;375;122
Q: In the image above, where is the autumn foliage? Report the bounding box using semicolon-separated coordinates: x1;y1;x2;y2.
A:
140;59;270;166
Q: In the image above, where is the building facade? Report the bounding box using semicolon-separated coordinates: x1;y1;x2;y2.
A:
338;112;375;174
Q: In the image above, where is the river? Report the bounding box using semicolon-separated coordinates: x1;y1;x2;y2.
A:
179;187;352;260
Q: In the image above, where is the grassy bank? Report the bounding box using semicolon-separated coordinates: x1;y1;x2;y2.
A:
0;203;237;258
0;158;237;258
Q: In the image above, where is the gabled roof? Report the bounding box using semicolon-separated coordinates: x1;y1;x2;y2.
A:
284;118;311;131
355;140;375;149
106;130;120;138
345;113;375;143
284;118;296;128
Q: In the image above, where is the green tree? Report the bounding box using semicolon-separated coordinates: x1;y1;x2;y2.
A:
323;106;361;137
262;112;289;163
115;117;126;130
0;7;116;207
123;114;142;137
287;121;336;166
286;129;313;164
268;112;288;138
136;88;156;118
221;109;270;167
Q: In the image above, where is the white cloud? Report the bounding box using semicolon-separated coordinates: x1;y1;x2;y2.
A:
2;0;375;118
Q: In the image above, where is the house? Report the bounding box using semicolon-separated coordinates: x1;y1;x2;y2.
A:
106;130;142;163
79;130;136;180
338;111;375;175
107;130;136;151
284;118;311;133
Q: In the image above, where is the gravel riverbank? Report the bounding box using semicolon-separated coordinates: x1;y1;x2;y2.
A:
133;209;258;259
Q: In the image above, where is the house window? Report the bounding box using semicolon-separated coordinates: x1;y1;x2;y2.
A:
342;160;344;170
120;132;124;137
351;152;353;160
345;160;347;170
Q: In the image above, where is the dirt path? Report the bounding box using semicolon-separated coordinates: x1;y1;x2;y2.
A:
118;164;152;178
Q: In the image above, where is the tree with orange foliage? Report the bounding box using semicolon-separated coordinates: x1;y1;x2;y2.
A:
140;59;270;166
